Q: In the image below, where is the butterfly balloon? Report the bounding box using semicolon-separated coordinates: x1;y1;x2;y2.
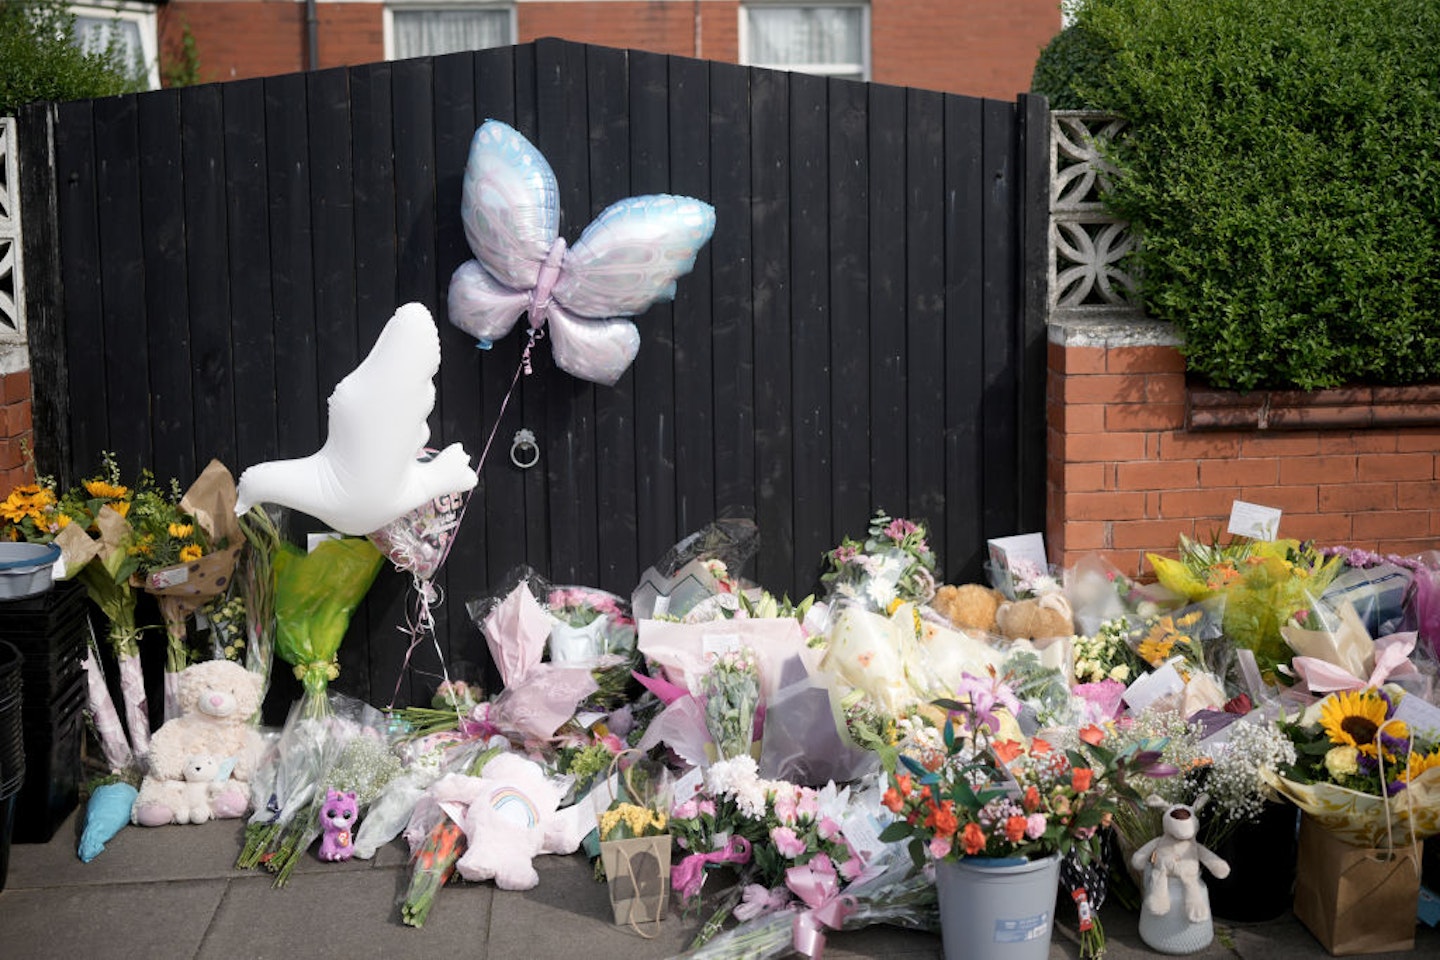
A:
446;120;717;386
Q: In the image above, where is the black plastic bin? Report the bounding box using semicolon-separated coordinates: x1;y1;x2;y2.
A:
0;639;24;890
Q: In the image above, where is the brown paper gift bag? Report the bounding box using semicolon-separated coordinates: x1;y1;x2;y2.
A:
1294;814;1422;955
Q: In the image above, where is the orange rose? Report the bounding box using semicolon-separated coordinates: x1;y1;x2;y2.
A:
1023;785;1041;813
1030;737;1052;755
925;801;959;839
882;788;906;814
992;739;1023;763
961;822;987;856
1071;768;1094;792
1078;725;1105;746
1004;815;1027;843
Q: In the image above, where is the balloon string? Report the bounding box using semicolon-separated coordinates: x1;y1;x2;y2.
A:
387;578;452;711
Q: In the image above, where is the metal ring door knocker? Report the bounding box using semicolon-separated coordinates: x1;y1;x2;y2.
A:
510;428;540;469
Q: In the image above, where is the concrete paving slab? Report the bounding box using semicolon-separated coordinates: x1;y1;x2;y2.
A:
0;877;228;960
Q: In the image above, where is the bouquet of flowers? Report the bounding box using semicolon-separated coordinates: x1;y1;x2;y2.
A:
1263;686;1440;847
544;583;638;709
0;478;68;543
1148;535;1343;677
237;505;282;720
669;755;865;951
821;512;937;613
879;670;1175;957
703;646;761;762
273;535;384;720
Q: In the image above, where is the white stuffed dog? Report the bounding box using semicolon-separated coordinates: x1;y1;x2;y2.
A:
132;660;265;826
1130;794;1231;923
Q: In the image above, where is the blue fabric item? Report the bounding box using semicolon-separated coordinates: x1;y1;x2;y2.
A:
77;782;138;863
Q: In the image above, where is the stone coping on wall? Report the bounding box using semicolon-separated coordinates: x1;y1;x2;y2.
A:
1048;318;1440;432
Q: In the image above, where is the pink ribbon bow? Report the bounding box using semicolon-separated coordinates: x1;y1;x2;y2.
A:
671;835;752;901
1291;631;1421;696
785;856;855;960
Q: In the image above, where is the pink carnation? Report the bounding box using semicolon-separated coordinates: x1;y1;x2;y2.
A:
1025;814;1047;839
771;826;808;859
929;837;952;860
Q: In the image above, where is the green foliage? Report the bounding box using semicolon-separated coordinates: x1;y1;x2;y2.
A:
0;0;146;117
161;21;203;89
1047;0;1440;390
1030;21;1111;111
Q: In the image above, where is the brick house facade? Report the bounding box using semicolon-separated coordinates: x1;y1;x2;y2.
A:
156;0;1061;101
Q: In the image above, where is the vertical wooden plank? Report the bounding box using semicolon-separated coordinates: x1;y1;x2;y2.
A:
136;90;195;483
628;48;676;570
536;37;597;587
827;79;869;548
223;79;276;472
587;43;639;595
93;95;150;477
943;94;987;583
905;88;947;560
472;44;531;624
707;61;755;526
264;72;318;464
52;101;106;481
867;84;906;526
511;42;551;573
787;72;829;595
430;50;482;697
89;100;142;477
1017;93;1052;537
982;100;1020;541
180;84;237;474
15;103;70;485
750;67;793;593
669;53;715;541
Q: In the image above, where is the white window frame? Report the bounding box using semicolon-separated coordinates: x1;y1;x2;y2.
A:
383;2;517;62
70;1;160;90
738;1;871;81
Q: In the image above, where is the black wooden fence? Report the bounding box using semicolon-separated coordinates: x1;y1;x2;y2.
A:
17;38;1049;710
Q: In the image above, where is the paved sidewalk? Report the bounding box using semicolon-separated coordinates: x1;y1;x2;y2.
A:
1;811;1437;960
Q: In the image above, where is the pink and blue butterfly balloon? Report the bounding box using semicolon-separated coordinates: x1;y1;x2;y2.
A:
446;119;717;386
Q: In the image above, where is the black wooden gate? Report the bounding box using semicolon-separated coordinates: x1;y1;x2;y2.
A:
17;38;1049;709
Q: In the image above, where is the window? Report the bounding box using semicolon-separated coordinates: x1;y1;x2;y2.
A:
70;2;159;89
740;3;869;80
386;4;514;60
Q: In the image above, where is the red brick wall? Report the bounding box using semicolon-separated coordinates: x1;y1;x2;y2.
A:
1048;339;1440;577
0;370;35;496
520;2;737;60
872;0;1059;99
161;1;1056;97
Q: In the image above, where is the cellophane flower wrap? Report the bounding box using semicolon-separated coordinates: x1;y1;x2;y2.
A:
669;755;867;951
237;693;388;883
129;460;243;720
273;535;384;720
544;583;639;709
820;512;937;613
1263;686;1440;848
1148;535;1343;677
238;505;283;721
703;646;761;761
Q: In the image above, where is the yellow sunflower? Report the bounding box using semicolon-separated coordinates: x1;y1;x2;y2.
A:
1399;749;1440;784
168;522;194;539
1318;689;1408;758
83;479;130;500
179;544;203;563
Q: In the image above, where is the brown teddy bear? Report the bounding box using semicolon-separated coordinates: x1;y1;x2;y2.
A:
930;583;1004;633
994;592;1075;641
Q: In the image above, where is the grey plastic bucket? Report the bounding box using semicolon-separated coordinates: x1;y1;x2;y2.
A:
0;542;60;600
935;854;1061;960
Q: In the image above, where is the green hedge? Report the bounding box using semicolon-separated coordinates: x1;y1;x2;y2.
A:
1032;0;1440;391
1;0;144;119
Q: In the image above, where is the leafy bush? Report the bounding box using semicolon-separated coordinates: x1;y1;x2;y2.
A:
0;0;146;118
1035;0;1440;390
1029;21;1110;112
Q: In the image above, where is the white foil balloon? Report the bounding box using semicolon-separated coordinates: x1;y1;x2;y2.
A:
447;119;716;386
234;303;479;535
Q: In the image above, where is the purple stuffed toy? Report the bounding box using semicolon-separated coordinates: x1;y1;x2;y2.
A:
318;788;359;862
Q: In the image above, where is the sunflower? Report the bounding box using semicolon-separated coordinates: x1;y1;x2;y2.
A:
1398;749;1440;784
83;479;130;500
1318;689;1408;759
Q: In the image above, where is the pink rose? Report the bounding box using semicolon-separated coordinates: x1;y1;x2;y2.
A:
771;826;808;859
929;837;953;860
1025;814;1047;839
672;799;699;820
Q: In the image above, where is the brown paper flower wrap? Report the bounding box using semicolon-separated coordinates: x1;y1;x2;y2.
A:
129;460;244;721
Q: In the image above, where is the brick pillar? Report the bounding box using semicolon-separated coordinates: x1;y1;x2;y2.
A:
0;367;34;496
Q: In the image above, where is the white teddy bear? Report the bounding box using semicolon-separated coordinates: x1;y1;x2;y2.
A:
132;660;265;827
